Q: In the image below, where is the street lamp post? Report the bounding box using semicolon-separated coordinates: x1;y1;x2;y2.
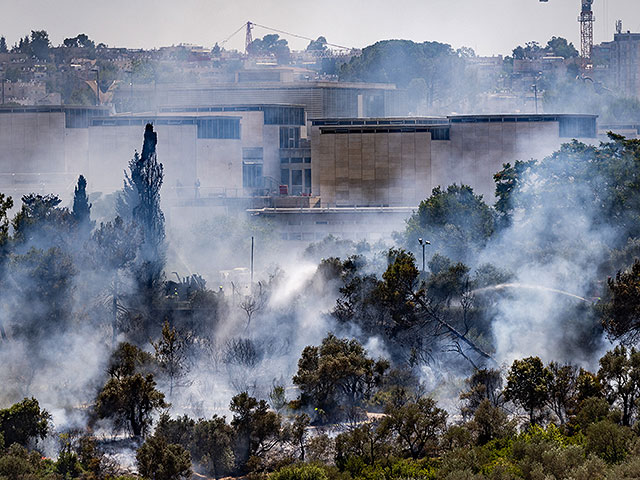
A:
418;238;430;273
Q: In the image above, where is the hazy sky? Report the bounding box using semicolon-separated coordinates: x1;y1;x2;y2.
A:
2;0;640;56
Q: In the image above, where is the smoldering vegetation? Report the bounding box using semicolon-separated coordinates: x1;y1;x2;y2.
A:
4;125;640;479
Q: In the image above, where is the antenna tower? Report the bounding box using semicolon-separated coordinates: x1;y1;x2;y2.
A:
245;21;254;54
579;0;594;69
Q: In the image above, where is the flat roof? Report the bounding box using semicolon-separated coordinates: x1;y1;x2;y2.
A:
249;206;416;215
159;104;306;113
447;114;598;123
312;117;449;126
0;105;110;114
312;114;597;127
90;115;241;127
154;80;397;91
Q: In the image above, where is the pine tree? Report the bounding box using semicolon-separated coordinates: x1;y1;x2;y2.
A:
0;37;7;54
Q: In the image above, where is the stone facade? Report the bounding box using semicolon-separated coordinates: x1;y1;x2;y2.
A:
310;114;598;206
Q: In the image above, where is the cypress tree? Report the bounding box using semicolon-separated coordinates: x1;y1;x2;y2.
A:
72;174;92;229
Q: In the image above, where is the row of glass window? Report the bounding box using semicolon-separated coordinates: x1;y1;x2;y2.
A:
196;118;240;139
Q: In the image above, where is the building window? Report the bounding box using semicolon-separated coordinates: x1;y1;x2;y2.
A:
430;127;450;141
243;147;263;161
304;169;311;194
242;147;263;188
280;126;300;148
264;106;304;125
559;117;596;138
281;165;311;195
291;169;303;195
197;118;240;139
243;162;263;188
65;108;105;128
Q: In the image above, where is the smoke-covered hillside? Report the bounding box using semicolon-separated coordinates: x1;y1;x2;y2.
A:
1;121;640;479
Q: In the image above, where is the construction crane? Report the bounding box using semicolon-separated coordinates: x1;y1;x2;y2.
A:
221;21;354;56
539;0;594;69
579;0;594;69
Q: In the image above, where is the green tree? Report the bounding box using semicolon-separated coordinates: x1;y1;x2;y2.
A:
10;247;76;340
192;416;234;479
403;184;495;262
459;368;503;419
338;40;467;108
0;398;50;448
0;36;7;53
380;397;447;459
55;433;82;478
127;124;166;317
467;399;514;445
268;384;287;414
287;414;311;462
12;194;73;248
292;333;389;420
546;362;579;425
585;420;634;464
92;218;141;345
152;320;190;398
63;33;95;49
95;373;167;437
95;343;166;437
247;34;290;64
29;30;50;61
306;36;327;52
335;422;391;468
72;174;94;234
270;464;329;480
601;260;640;344
493;160;536;222
504;356;551;424
597;346;640;426
155;414;195;448
136;433;192;480
496;136;640;242
0;443;54;478
106;342;156;379
13;35;30;55
230;392;281;469
0;192;14;251
546;36;579;59
512;41;543;60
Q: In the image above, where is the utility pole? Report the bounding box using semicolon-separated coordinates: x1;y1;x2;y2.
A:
533;84;538;114
250;236;254;285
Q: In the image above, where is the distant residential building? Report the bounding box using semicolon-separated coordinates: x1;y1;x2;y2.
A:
594;32;640;99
